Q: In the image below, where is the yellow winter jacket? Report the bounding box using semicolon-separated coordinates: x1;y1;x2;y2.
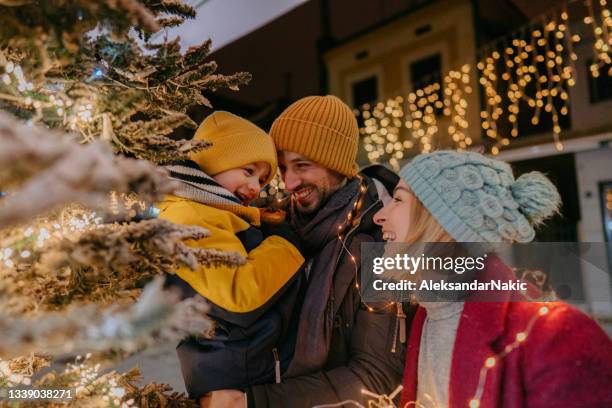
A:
157;195;304;313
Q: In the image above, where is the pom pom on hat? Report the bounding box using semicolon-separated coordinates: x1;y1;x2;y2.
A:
511;172;561;226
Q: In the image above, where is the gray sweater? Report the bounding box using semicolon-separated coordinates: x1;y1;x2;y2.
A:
417;302;464;408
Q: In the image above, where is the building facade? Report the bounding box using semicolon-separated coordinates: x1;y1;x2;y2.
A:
206;0;612;329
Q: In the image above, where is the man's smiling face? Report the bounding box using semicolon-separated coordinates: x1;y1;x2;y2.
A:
278;151;345;215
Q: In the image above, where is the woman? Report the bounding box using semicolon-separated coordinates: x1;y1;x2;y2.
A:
373;150;612;408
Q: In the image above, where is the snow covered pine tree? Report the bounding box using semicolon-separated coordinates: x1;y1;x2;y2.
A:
0;1;251;406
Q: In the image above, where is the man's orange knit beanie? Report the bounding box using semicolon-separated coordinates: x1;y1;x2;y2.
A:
269;95;359;178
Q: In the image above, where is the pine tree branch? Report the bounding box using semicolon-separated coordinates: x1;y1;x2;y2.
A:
0;218;245;313
0;112;178;227
0;2;251;161
0;276;212;358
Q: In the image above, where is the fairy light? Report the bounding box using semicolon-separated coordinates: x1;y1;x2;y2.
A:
352;276;559;408
445;65;473;150
0;55;99;136
336;176;394;313
260;173;286;199
360;96;407;170
468;303;555;407
356;1;609;160
584;0;612;77
0;208;103;270
358;68;471;167
478;53;503;144
478;9;580;155
58;354;135;407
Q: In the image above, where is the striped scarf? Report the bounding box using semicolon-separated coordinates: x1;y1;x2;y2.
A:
165;160;261;226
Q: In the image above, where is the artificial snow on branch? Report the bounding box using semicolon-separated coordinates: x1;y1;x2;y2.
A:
1;355;196;407
0;0;251;161
0;276;212;358
0;218;245;313
0;1;255;404
0;112;178;227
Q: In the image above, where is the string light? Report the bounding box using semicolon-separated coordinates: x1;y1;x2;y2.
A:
355;1;611;161
469;303;552;407
445;65;473;150
259;173;287;199
313;385;404;408
478;10;579;155
335;176;397;312
359;96;407;171
324;302;556;408
0;206;107;270
358;67;471;169
0;55;98;136
584;0;612;78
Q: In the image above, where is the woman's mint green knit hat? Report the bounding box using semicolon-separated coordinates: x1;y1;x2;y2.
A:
399;150;561;243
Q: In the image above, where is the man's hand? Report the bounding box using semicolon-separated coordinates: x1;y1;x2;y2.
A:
200;390;245;408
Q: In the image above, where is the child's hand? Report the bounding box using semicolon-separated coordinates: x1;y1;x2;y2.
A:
200;390;245;408
259;208;287;225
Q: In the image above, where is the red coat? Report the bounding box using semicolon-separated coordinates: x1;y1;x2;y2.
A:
400;256;612;408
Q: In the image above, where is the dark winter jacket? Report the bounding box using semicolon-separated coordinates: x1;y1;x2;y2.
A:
247;168;415;407
158;196;306;399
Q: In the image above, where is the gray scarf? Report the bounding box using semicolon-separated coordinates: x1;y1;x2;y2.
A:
284;178;362;376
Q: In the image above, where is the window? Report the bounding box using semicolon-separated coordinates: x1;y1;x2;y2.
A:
410;53;442;89
601;181;612;243
588;60;612;103
351;75;378;109
409;53;443;111
598;181;612;289
511;153;580;242
511;153;584;302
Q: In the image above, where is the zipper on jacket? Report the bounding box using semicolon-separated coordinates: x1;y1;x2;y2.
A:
272;347;281;383
391;302;407;353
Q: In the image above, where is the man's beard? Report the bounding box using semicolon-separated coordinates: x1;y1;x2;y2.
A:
291;185;337;219
292;186;322;215
291;177;346;217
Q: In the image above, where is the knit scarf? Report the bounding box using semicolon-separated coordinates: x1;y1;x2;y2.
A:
165;160;260;226
284;178;362;377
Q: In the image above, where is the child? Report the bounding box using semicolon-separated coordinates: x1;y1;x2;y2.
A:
374;150;612;408
157;111;305;401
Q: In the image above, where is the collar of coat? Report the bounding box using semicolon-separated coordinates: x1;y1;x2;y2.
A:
165;160;261;226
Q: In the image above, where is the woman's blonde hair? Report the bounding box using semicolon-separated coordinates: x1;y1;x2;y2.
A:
403;187;455;244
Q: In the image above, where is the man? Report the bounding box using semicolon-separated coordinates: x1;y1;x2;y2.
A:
204;95;410;407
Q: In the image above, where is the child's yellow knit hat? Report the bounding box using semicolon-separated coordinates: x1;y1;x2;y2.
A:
270;95;359;178
189;111;277;184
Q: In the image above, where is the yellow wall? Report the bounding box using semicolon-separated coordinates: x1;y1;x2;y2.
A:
324;0;481;164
